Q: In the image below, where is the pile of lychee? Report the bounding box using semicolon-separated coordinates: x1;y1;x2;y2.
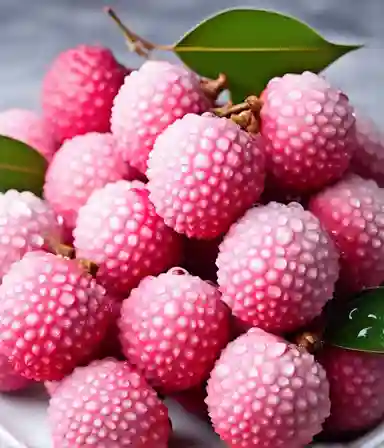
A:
0;38;383;448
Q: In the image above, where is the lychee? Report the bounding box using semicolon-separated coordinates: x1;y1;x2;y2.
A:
111;60;212;174
217;201;339;333
48;358;171;448
147;113;266;239
0;189;62;281
119;267;230;393
44;132;139;230
42;45;128;144
350;112;384;187
0;251;112;381
260;71;356;192
318;346;384;434
206;327;330;448
0;108;58;161
309;174;384;292
74;180;182;297
0;352;32;392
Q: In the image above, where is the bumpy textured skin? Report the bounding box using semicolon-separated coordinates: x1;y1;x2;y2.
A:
0;352;32;392
111;61;211;174
0;251;112;381
217;202;339;333
0;108;58;161
260;71;356;192
42;45;128;144
318;347;384;433
74;181;182;297
48;358;170;448
350;113;384;187
44;132;139;229
147;114;266;239
310;175;384;292
206;328;330;448
119;268;230;393
0;190;62;281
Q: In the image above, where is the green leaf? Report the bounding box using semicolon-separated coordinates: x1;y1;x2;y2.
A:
174;8;362;103
325;288;384;353
0;136;47;196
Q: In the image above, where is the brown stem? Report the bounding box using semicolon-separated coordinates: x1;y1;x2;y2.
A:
295;331;324;354
53;242;76;260
78;259;99;278
200;73;228;101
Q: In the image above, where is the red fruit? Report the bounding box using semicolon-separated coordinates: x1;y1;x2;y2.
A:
111;60;211;174
260;71;356;192
147;113;266;239
318;346;384;433
119;268;230;393
310;174;384;292
350;112;384;187
0;352;32;392
206;327;331;448
48;358;171;448
0;251;112;381
217;202;339;334
42;45;128;144
44;132;139;229
45;380;62;397
0;108;58;161
74;180;182;297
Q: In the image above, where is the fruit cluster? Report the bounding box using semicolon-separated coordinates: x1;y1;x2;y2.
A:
0;27;384;448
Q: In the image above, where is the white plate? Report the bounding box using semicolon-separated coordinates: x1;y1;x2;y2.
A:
0;385;383;448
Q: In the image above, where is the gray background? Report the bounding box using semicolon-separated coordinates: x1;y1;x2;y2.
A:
0;0;383;125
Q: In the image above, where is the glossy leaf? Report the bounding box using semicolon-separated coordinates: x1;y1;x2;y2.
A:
174;8;362;102
326;288;384;353
0;136;47;196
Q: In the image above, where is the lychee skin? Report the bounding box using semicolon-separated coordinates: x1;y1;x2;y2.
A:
147;113;266;240
0;108;58;161
318;346;384;433
350;113;384;187
74;180;182;298
0;251;112;381
309;175;384;292
44;132;139;230
42;45;128;145
217;202;339;334
260;71;356;192
206;327;330;448
119;268;230;393
0;352;32;392
48;358;170;448
0;190;62;281
111;60;211;174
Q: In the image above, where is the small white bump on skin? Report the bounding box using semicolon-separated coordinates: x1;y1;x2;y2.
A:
74;181;182;297
310;175;384;292
260;71;356;192
217;201;339;333
119;270;230;392
0;251;112;381
48;359;170;447
206;328;330;448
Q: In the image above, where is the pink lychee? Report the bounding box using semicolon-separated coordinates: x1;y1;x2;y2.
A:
48;358;171;448
0;352;32;392
147;113;266;239
119;267;230;393
74;180;182;297
111;60;212;174
0;108;58;161
42;45;128;144
206;327;331;448
0;251;112;381
260;71;356;192
217;201;339;334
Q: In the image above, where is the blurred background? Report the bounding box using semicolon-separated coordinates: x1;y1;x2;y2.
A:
0;0;383;124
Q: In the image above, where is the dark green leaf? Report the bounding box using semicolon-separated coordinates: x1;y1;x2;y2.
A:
0;136;47;196
174;8;362;103
325;287;384;353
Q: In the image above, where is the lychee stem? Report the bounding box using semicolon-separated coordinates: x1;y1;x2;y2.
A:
55;243;76;260
78;259;99;278
295;331;324;354
200;73;228;100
